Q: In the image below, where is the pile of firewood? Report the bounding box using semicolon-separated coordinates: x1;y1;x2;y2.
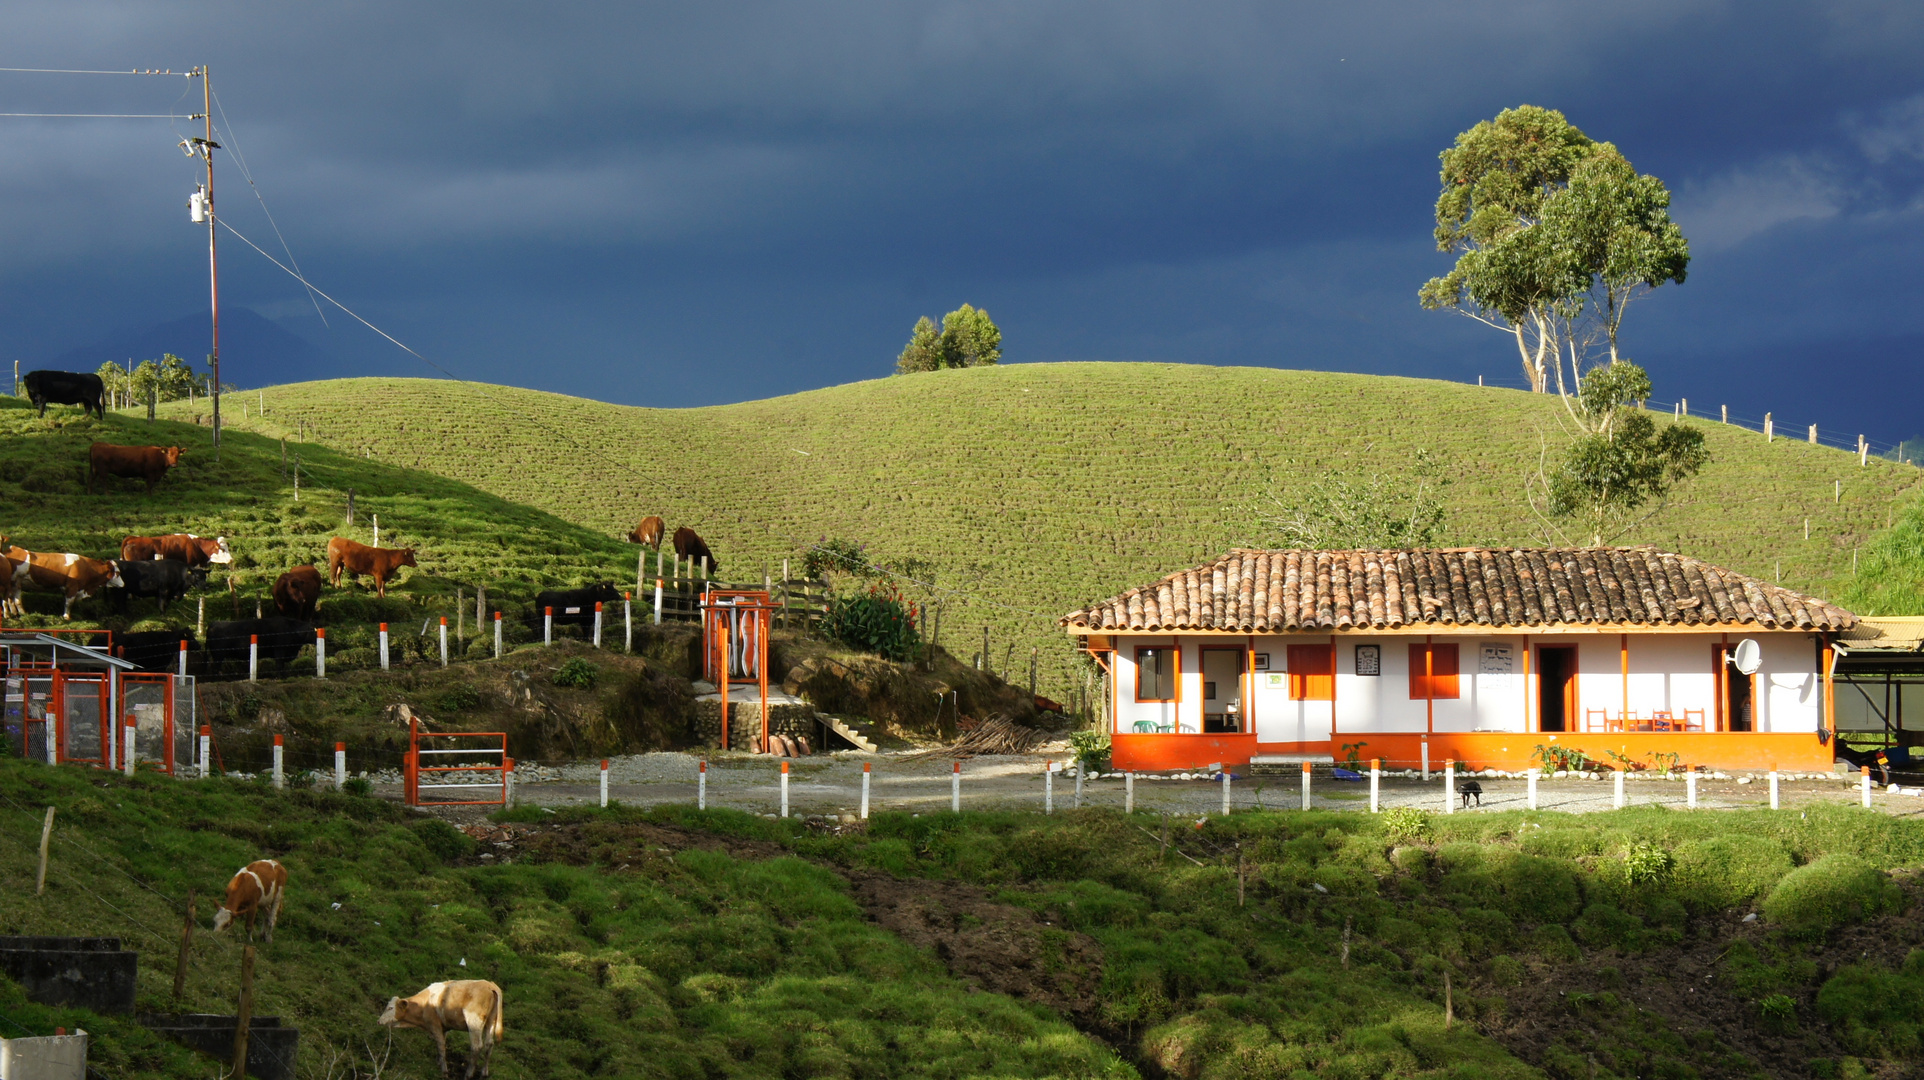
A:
917;714;1044;758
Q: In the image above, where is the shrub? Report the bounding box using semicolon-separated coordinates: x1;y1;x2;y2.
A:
1068;729;1110;771
1763;854;1902;933
1621;841;1673;886
1671;834;1794;912
413;817;476;861
823;582;922;663
553;657;600;689
342;776;373;798
803;538;875;581
1758;993;1798;1034
1380;807;1432;846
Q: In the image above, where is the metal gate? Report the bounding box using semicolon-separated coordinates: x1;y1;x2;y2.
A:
119;674;178;773
404;717;509;806
701;589;775;752
56;673;110;767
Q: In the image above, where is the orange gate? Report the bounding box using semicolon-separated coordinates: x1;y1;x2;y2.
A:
404;716;510;806
701;589;775;752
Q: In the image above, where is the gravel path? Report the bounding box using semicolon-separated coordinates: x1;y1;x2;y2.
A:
371;752;1924;820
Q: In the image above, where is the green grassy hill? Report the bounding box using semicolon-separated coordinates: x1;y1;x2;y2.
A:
167;363;1924;698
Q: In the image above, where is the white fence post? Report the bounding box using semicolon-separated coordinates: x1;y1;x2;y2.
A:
505;757;515;807
780;761;790;818
1769;768;1780;810
1421;739;1430;781
860;761;871;819
1686;767;1699;809
379;623;390;670
698;760;707;810
1369;758;1380;813
1614;768;1625;809
1125;772;1135;814
624;595;632;652
123;720;136;777
494;612;503;658
1074;764;1084;809
1301;761;1312;810
1044;763;1054;814
653;576;663;625
1444;759;1455;814
334;742;346;791
178;639;188;678
439;618;449;667
272;735;284;790
199;726;211;779
544;608;553;646
1527;767;1540;810
593;603;603;649
315;628;326;678
951;761;961;813
1221;769;1231;815
600;759;609;808
1861;766;1872;808
248;635;259;682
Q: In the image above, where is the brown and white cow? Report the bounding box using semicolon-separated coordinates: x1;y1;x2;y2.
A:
212;858;287;943
120;533;233;566
326;537;417;598
626;516;664;548
380;980;504;1080
88;443;184;494
4;548;123;620
272;565;323;620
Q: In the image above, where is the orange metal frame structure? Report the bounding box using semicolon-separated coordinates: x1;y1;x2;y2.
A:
702;589;775;753
404;716;510;806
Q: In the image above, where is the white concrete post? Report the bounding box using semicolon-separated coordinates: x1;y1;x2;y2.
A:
1369;758;1380;813
952;761;961;813
544;608;553;646
600;759;609;808
1686;767;1698;809
1614;768;1625;809
780;761;790;818
1527;767;1540;810
248;634;259;682
1862;766;1872;808
1444;759;1456;814
593;603;603;649
505;757;515;807
1769;769;1780;810
178;639;188;678
698;760;707;810
1421;739;1430;782
379;623;390;670
315;628;326;678
1125;772;1135;814
1221;769;1232;815
272;736;284;790
1044;762;1054;814
199;726;211;779
624;596;632;652
653;577;663;625
860;762;871;819
334;742;346;791
439;618;449;667
1074;765;1084;809
494;612;503;658
1301;762;1312;810
123;720;136;777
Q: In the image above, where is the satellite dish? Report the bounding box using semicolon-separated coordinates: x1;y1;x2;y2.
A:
1730;639;1762;676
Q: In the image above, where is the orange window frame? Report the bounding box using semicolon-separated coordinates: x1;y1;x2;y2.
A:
1408;643;1461;700
1135;646;1180;704
1287;644;1334;701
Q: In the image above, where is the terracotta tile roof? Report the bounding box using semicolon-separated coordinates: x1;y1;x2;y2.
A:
1061;548;1856;633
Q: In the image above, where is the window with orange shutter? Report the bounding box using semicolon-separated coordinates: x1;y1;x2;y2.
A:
1407;643;1460;699
1287;645;1334;701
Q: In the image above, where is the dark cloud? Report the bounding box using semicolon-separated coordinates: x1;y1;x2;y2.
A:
1;1;1921;441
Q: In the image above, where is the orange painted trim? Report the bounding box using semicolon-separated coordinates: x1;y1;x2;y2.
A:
1113;732;1833;772
1522;634;1533;733
1620;633;1629;719
1133;644;1181;705
1112;732;1258;772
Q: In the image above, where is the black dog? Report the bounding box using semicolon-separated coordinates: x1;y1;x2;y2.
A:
1458;780;1483;808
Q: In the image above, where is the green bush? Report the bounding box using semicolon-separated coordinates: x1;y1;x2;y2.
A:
1380;807;1432;846
553;657;600;689
1068;728;1110;771
1758;993;1798;1034
1763;854;1902;933
1671;834;1794;912
341;776;373;797
1621;840;1673;886
413;817;477;861
823;582;922;663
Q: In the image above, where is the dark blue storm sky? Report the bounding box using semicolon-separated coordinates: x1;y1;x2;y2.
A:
3;2;1922;443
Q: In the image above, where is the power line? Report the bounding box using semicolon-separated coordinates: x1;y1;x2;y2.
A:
0;111;184;118
0;67;188;76
210;86;327;326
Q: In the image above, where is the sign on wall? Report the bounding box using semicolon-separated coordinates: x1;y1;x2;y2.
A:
1480;643;1514;691
1354;644;1381;676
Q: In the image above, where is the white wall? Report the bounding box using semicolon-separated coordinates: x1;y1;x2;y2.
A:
1111;631;1826;738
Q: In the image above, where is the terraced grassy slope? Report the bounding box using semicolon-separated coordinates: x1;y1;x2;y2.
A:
179;363;1924;699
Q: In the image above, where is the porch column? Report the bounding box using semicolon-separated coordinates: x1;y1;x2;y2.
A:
1620;634;1630;723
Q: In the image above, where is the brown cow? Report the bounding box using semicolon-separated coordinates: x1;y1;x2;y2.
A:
326;537;417;598
4;547;123;620
212;858;287;943
672;527;720;576
380;980;504;1080
272;565;323;620
88;443;183;494
120;533;233;566
626;516;665;548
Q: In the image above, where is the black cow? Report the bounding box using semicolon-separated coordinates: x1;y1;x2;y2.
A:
117;629;196;672
22;370;106;420
535;582;621;629
206;617;314;676
113;559;206;614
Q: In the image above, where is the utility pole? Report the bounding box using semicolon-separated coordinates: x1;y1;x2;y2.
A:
187;66;222;459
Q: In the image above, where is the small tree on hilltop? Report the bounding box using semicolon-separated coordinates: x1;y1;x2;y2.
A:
1537;361;1709;547
894;304;1002;373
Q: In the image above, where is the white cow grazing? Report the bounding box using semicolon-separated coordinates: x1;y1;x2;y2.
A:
379;979;504;1079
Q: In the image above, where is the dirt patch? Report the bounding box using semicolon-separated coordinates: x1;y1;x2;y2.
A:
1478;883;1924;1079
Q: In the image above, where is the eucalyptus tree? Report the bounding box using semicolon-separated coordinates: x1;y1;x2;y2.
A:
1540;361;1709;546
894;304;1002;373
